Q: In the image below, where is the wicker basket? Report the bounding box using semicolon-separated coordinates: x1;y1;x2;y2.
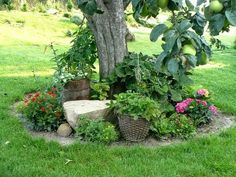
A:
118;115;150;142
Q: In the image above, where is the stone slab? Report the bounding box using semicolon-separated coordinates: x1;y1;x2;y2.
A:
63;100;112;129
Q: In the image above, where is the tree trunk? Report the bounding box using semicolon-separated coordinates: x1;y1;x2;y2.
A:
86;0;128;79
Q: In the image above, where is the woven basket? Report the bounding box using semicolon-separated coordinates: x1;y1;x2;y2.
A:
118;115;150;142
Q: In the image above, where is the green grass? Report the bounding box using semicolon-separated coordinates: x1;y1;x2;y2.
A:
1;11;236;176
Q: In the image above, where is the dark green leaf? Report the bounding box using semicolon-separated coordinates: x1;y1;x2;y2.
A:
209;14;226;36
168;58;179;74
176;20;192;33
225;10;236;26
150;24;168;42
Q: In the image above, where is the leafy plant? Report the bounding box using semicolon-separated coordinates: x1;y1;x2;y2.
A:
76;116;118;144
67;0;73;12
108;52;184;112
52;26;97;85
22;88;64;131
175;89;217;127
151;113;196;139
170;113;196;139
109;92;161;121
91;81;110;100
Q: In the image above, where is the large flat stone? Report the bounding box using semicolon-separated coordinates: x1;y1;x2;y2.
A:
63;100;112;129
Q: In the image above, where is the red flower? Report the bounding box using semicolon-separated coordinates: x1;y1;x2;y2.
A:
34;92;40;97
47;91;56;97
31;97;37;102
40;107;46;112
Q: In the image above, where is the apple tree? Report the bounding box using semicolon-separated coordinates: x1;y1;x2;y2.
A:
77;0;236;81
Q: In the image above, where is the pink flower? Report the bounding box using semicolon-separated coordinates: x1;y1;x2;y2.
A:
175;98;193;113
197;89;209;97
209;105;217;115
196;99;207;106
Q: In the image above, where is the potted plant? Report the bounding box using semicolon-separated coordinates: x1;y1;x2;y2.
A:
52;26;97;102
109;92;161;141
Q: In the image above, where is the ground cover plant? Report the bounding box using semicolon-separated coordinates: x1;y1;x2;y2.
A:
1;10;236;177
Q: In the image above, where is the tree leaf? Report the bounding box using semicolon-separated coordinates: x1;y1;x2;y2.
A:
225;10;236;26
176;20;192;33
209;14;225;36
150;24;168;42
155;51;167;71
168;58;179;74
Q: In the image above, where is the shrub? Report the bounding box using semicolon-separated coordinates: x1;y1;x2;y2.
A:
175;89;217;126
67;0;73;12
76;117;118;144
70;16;82;26
151;113;196;139
21;3;27;12
23;88;64;131
63;12;71;18
91;81;110;100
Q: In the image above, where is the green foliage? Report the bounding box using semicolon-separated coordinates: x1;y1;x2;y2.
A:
63;12;71;18
22;88;64;131
108;52;184;110
67;0;73;12
52;26;97;85
109;92;161;121
70;15;82;26
76;116;118;144
21;3;27;12
91;81;110;100
77;0;103;16
170;113;196;139
151;113;196;139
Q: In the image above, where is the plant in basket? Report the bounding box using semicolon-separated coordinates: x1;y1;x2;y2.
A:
109;92;161;141
51;26;98;101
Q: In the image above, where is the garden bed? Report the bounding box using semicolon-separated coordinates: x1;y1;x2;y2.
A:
12;103;235;147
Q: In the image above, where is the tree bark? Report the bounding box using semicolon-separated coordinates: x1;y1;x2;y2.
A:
86;0;128;79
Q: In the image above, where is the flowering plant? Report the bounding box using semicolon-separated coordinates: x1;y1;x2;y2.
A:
175;89;217;126
23;88;64;131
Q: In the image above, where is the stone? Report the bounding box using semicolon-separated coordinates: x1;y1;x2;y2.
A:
57;123;73;137
63;100;113;128
47;8;58;15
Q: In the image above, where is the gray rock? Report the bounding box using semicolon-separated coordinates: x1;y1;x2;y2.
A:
47;8;58;15
57;123;73;137
63;100;112;128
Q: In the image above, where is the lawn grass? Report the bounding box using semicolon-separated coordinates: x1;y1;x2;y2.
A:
1;11;236;177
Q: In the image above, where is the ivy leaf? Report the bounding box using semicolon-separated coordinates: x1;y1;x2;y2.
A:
150;24;168;42
225;10;236;26
167;58;179;74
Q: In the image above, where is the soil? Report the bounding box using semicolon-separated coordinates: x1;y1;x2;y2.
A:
12;102;235;147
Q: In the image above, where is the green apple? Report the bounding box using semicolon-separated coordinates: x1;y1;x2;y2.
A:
199;52;208;65
209;0;224;13
158;0;169;9
182;44;196;56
